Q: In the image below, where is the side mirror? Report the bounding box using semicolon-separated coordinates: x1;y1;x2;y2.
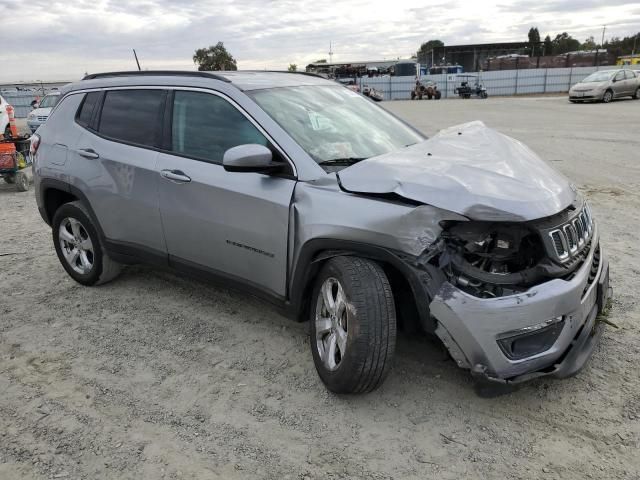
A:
223;144;283;174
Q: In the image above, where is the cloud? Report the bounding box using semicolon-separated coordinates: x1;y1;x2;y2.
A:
0;0;637;82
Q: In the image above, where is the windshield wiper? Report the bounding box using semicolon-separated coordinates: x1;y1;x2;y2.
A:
318;157;367;166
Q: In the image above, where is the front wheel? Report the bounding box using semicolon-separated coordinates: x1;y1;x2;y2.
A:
52;201;122;286
602;90;613;103
310;256;396;394
634;87;640;99
3;174;15;184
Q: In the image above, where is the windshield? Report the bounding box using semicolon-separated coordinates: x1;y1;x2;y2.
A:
38;95;59;108
581;71;615;83
249;86;424;166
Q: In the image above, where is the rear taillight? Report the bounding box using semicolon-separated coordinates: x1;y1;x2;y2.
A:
30;134;40;157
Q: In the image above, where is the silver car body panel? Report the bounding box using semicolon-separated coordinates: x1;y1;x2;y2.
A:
338;121;576;222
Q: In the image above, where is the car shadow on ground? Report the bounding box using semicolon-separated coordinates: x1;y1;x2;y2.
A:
111;263;553;401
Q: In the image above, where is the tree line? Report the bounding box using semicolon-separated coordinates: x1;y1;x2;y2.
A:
417;29;639;59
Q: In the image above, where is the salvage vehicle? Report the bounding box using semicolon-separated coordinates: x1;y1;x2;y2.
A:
362;85;384;101
27;92;61;133
32;71;610;394
569;69;640;103
411;80;441;100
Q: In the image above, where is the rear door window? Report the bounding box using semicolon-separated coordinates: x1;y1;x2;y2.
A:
98;89;165;147
170;90;267;163
625;70;636;80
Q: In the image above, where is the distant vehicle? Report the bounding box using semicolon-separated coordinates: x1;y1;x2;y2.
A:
362;85;383;101
410;80;441;100
0;95;11;138
454;75;488;99
569;69;640;103
27;92;61;133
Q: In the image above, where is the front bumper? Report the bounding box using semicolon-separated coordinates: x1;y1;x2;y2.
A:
431;225;609;384
27;120;44;133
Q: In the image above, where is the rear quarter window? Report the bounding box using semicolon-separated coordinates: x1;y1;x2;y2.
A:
76;92;101;127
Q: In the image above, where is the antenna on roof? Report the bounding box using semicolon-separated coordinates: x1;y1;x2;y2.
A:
329;41;334;63
133;49;141;71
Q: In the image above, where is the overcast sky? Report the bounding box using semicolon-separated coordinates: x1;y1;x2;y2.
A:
1;0;638;82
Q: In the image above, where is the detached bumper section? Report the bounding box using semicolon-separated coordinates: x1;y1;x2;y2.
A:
431;225;609;384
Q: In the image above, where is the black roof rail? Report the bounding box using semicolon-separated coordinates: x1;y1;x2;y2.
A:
251;70;327;79
82;70;231;82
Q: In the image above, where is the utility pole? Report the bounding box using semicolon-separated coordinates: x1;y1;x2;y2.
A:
328;41;334;63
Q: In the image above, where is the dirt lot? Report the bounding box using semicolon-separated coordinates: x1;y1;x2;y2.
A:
1;97;639;480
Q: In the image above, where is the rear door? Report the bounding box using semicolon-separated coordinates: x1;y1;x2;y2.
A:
612;70;626;97
69;88;167;257
156;89;296;298
625;70;638;95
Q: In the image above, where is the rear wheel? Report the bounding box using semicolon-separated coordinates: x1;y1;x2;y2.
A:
310;256;396;394
52;201;122;286
634;87;640;99
3;124;10;139
3;174;15;184
602;90;613;103
15;171;29;191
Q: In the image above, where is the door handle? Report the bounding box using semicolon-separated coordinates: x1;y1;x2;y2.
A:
160;169;191;183
77;148;99;159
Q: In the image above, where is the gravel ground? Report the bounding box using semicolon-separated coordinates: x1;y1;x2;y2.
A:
1;96;639;480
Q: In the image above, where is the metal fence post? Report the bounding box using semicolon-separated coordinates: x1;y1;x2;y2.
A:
388;75;392;100
568;67;573;91
515;68;519;95
543;68;548;93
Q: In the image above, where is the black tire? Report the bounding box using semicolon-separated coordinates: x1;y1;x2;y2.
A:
634;87;640;99
602;90;613;103
435;91;442;100
52;201;122;286
15;171;29;192
3;174;15;184
309;256;396;394
3;124;10;140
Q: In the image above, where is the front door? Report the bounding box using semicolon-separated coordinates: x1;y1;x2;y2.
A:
157;90;295;298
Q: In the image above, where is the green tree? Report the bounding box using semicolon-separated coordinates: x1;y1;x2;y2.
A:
543;35;553;55
314;59;328;63
193;42;237;71
550;32;581;54
417;39;444;65
527;27;540;56
582;36;597;51
288;63;297;72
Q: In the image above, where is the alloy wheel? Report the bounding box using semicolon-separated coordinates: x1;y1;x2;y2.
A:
58;217;94;275
315;277;349;371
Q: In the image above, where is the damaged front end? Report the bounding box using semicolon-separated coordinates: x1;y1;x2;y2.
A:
422;198;609;385
436;197;595;299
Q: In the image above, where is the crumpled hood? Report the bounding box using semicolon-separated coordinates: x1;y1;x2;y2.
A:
337;121;575;222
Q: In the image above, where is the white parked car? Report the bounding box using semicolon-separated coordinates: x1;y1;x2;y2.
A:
0;95;11;138
27;92;61;133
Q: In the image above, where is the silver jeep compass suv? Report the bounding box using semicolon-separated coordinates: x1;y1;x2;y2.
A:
32;71;610;394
